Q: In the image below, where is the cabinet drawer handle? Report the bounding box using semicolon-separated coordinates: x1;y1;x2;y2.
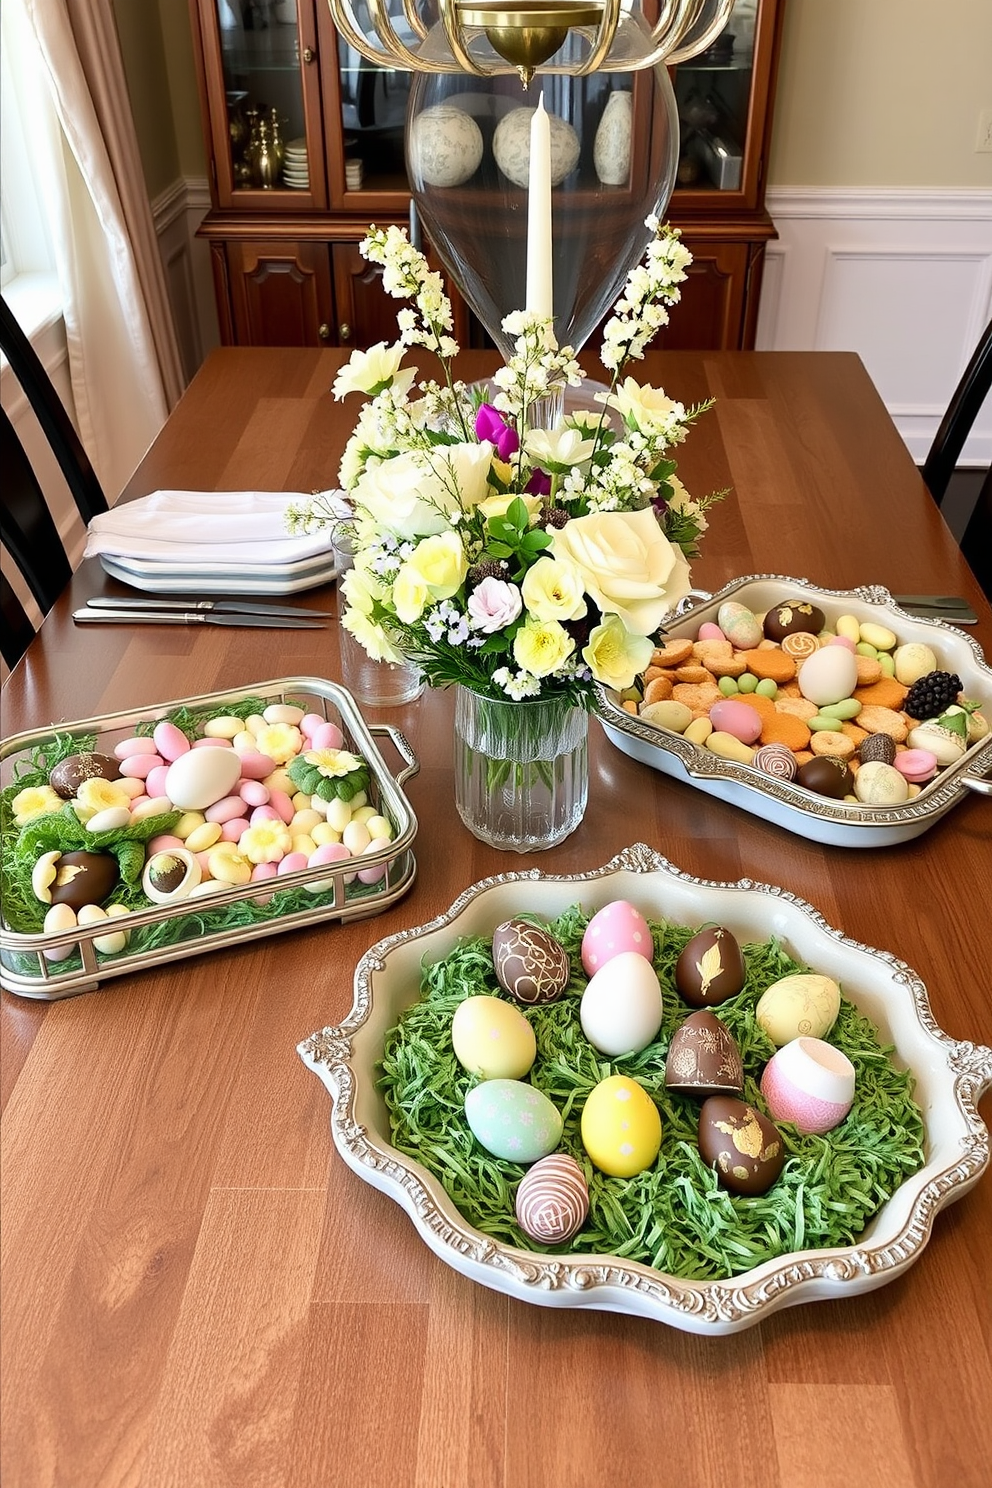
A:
318;322;331;341
302;47;315;64
338;322;352;343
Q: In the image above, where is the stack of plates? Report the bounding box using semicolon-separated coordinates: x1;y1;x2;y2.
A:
283;136;309;189
85;489;347;596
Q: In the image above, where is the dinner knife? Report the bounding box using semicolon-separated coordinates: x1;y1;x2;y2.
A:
895;604;978;625
86;595;323;619
73;607;326;629
892;594;974;610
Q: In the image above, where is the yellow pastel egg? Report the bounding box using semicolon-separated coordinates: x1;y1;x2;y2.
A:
451;995;536;1080
755;973;841;1047
580;1074;661;1177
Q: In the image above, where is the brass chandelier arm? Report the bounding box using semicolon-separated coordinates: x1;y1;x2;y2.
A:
401;0;429;43
573;0;624;77
439;0;488;75
666;0;737;65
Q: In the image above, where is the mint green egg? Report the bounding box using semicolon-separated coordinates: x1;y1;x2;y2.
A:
465;1080;563;1163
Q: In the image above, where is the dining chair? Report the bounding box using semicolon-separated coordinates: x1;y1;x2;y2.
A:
958;466;991;601
920;317;992;506
1;295;108;668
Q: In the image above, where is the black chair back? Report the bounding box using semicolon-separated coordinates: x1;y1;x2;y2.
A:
921;319;992;505
0;296;108;668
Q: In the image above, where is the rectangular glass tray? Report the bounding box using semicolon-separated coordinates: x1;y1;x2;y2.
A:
0;677;419;1000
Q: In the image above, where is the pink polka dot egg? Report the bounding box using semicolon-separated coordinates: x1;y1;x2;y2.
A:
581;900;652;976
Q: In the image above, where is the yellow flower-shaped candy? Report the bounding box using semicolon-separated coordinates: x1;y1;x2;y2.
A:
74;777;133;821
239;819;292;864
254;723;303;765
303;747;363;778
12;785;64;826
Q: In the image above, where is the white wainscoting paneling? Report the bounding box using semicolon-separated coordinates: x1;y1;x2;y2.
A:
756;189;992;467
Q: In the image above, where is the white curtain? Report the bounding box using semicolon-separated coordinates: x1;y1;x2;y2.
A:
5;0;185;503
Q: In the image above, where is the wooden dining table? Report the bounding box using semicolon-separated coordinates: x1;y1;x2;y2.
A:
2;346;990;1488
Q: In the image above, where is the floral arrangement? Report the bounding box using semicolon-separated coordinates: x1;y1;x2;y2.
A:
288;218;722;705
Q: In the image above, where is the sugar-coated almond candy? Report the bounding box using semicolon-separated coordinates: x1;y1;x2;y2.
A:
203;715;243;739
263;703;305;726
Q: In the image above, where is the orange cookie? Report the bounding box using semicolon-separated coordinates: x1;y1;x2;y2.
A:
673;681;722;713
760;712;811;751
854;654;883;685
675;664;713;684
853;678;908;710
693;640;748;678
794;749;814;766
643;675;674;705
652;638;694;667
857;704;909;742
809;729;855;759
744;648;796;683
743;692;779;723
774;696;819;721
840;721;869;746
621;699;638;715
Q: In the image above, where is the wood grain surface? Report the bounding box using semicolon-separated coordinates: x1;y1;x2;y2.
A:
2;348;990;1488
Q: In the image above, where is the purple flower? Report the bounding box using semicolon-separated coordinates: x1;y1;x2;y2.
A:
475;403;519;461
526;468;552;497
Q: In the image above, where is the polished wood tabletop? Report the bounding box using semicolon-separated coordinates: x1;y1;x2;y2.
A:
2;347;990;1488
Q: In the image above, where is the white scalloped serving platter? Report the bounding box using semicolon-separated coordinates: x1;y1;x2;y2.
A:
595;577;992;847
300;845;992;1334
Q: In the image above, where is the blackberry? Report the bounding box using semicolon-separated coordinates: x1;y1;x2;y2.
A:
904;670;962;721
542;506;571;530
466;559;508;589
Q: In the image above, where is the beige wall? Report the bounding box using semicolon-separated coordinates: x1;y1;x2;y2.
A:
112;0;205;197
769;0;992;188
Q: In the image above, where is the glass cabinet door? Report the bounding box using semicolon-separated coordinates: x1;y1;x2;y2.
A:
206;0;326;207
671;0;766;206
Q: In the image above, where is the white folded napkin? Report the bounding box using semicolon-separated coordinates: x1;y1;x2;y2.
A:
85;489;347;566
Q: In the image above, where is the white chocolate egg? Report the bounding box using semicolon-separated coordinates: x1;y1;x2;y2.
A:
853;760;910;805
164;747;242;810
797;646;858;707
579;951;663;1056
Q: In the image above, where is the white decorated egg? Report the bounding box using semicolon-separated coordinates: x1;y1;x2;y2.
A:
593;90;632;185
581;900;652;974
716;601;762;651
493;106;580;188
164;747;242;811
451;995;537;1080
410;104;483;187
797;646;858;707
465;1079;563;1163
579;951;663;1056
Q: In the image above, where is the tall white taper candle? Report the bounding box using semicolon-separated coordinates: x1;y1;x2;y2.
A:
525;94;553;320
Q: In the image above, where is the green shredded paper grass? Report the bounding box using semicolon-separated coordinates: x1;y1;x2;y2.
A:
377;907;926;1281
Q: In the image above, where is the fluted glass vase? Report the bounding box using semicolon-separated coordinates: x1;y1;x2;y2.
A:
453;686;588;852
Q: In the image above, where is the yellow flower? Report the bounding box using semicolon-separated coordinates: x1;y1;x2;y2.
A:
512;617;575;677
342;604;405;664
392;564;431;624
521;556;587;623
583;613;654;690
11;785;64;826
254;723;303;765
477;491;542;524
239;820;292;864
406;531;467;600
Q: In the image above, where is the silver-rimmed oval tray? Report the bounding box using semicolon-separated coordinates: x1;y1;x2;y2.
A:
299;844;992;1335
595;577;991;848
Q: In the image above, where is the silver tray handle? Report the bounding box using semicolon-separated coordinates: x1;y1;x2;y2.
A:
368;724;420;789
960;771;992;797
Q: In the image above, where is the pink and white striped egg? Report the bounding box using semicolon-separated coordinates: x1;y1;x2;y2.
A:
514;1153;589;1244
760;1036;856;1135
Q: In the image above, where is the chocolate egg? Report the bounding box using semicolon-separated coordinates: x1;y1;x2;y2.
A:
49;752;120;800
665;1011;744;1098
48;850;118;910
515;1154;589;1244
697;1096;785;1195
763;598;826;643
859;732;896;766
492;918;570;1005
796;755;852;798
675;925;746;1007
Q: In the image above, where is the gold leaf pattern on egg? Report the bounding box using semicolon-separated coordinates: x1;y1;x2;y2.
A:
695;941;724;995
714;1110;765;1159
761;1141;782;1163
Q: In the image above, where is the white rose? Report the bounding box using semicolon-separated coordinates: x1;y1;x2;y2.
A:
583;613;654;690
521;556;587;623
551;506;692;635
600;377;685;436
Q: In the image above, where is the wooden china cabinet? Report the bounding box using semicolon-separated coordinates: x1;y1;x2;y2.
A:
188;0;784;352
